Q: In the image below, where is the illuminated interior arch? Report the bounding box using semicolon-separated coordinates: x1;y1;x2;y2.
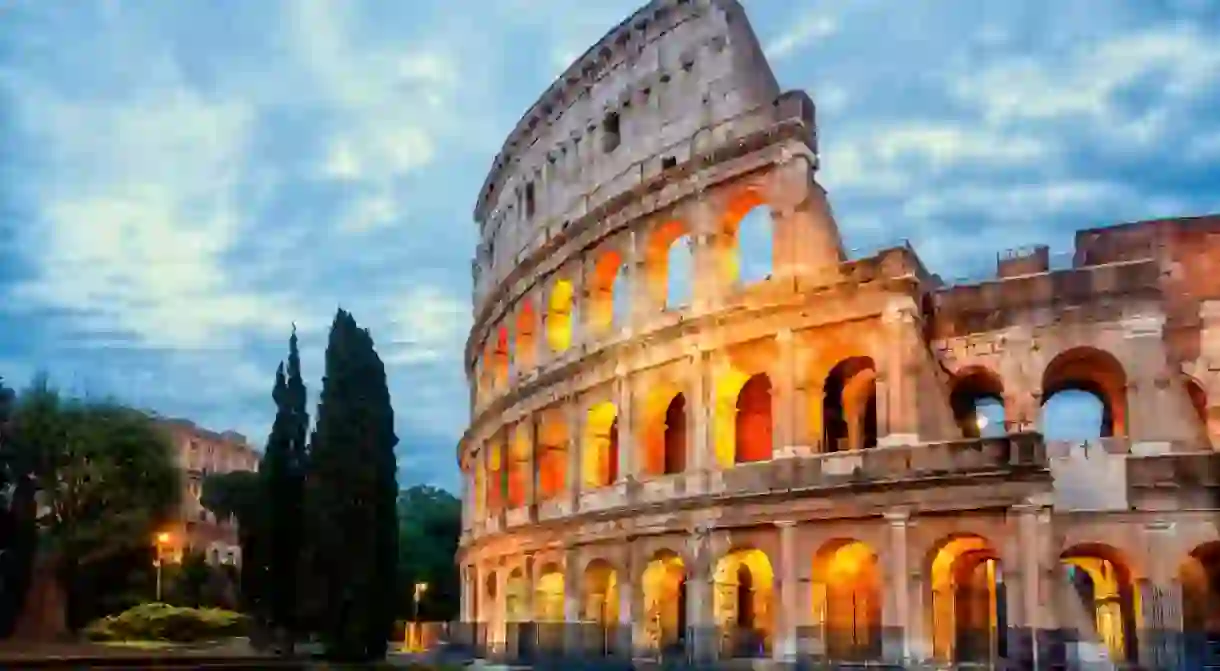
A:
927;534;1005;664
507;426;530;508
1180;542;1220;644
645;219;693;310
582;559;620;625
485;439;505;513
535;408;569;502
641;550;686;652
735;374;773;464
1060;543;1140;663
812;539;881;662
535;562;565;622
492;326;510;389
505;567;529;622
546;279;575;353
583;402;619;488
515;299;537;371
949;367;1006;438
713;548;775;658
719;189;774;287
640;382;687;476
822;357;878;452
1040;346;1128;439
588;250;624;336
714;354;775;468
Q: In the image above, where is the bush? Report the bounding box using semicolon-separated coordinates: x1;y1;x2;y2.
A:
83;602;249;642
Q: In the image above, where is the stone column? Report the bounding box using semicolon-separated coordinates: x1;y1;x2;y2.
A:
494;565;509;651
774;520;799;661
878;298;920;446
506;319;519;387
532;289;547;369
883;509;913;663
629;229;652;329
563;546;583;657
688;197;723;312
688;349;712;495
1124;316;1196;452
618;540;638;658
518;553;536;660
565;399;583;511
768;157;845;283
620;230;640;337
524;418;537;508
616;370;635;482
1139;521;1183;669
570;257;588;353
686;524;717;663
774;329;797;457
1014;502;1058;669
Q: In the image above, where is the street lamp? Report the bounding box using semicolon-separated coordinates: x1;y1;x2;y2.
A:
412;582;429;622
408;582;429;652
154;532;172;602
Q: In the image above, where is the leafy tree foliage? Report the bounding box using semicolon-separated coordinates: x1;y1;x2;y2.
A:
305;309;399;661
396;485;461;621
0;375;181;632
0;374;33;638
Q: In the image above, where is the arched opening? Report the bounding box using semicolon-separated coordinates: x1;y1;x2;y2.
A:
535;408;569;502
735;374;773;464
721;192;774;287
589;250;623;337
645;219;693;311
483;572;496;624
507;427;530;508
1040;347;1128;440
641;550;686;654
505;567;528;622
485;439;505;513
928;534;1006;664
582;559;620;654
949;367;1006;438
515;300;537;371
546;279;575;353
713;548;774;658
822;357;878;452
1181;542;1220;660
492;326;510;389
1186;377;1210;445
663;393;687;474
1060;543;1139;663
535;562;566;651
473;458;487;519
583;402;619;489
811;539;882;662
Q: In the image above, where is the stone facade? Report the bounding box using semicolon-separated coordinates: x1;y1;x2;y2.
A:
158;418;260;566
456;0;1220;666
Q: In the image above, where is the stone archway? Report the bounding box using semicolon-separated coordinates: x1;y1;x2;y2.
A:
735;374;773;464
535;562;565;652
641;550;686;654
822;357;877;451
1060;543;1139;664
927;534;1006;665
582;559;620;654
1040;346;1128;439
811;538;882;662
583;402;618;488
713;548;775;658
949;366;1006;438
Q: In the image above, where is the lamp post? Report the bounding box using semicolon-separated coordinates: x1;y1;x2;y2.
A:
154;532;171;602
409;582;429;651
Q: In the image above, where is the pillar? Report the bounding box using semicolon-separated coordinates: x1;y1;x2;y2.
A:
1140;521;1183;669
767;157;845;282
506;319;519;387
524;418;537;508
689;349;712;487
532;290;547;369
687;524;716;662
883;509;913;663
774;330;797;456
688;197;723;312
774;521;798;661
563;547;582;657
1125;316;1195;451
878;298;920;446
618;542;639;658
566;399;582;511
1013;502;1058;669
570;258;587;353
629;229;651;328
616;372;635;482
621;231;640;337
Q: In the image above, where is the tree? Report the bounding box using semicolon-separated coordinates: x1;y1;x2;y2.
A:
396;485;461;622
0;374;34;638
305;309;399;661
258;326;309;650
2;376;181;632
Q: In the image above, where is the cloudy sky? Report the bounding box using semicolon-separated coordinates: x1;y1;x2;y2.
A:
1;0;1218;492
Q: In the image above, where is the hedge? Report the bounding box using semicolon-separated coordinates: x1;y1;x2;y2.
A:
84;602;249;643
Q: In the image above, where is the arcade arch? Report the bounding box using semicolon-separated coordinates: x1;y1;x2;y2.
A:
640;382;687;476
1181;542;1220;640
646;219;693;310
1060;543;1139;664
822;357;878;452
506;427;530;508
641;550;686;651
583;402;619;488
505;567;529;622
719;190;774;287
546;279;575;353
811;538;882;662
492;326;510;388
588;249;625;337
535;408;570;502
927;534;1005;665
485;439;505;513
581;559;620;625
515;300;538;371
713;548;775;657
1040;347;1128;439
535;562;565;622
949;367;1006;439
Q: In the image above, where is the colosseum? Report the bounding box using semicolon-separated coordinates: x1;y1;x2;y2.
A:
455;0;1220;667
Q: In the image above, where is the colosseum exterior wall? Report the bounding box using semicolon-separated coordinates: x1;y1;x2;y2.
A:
456;0;1220;666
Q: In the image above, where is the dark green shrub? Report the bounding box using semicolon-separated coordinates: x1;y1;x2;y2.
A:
83;602;248;642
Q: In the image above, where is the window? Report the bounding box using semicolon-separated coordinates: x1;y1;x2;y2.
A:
602;112;621;153
661;156;677;170
525;181;536;218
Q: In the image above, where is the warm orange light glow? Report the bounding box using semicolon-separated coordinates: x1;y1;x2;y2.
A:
546;279;575;353
156;532;171;545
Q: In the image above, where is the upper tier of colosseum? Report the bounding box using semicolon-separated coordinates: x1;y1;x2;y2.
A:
470;0;780;320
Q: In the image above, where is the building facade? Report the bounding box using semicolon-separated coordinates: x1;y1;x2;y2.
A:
158;418;260;566
456;0;1220;666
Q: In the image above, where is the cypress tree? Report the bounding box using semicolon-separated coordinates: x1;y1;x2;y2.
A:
306;309;399;661
259;327;309;650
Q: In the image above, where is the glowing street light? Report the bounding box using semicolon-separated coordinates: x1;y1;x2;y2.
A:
976;414;989;432
153;532;172;602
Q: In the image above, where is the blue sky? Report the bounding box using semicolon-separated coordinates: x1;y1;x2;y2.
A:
1;0;1219;492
